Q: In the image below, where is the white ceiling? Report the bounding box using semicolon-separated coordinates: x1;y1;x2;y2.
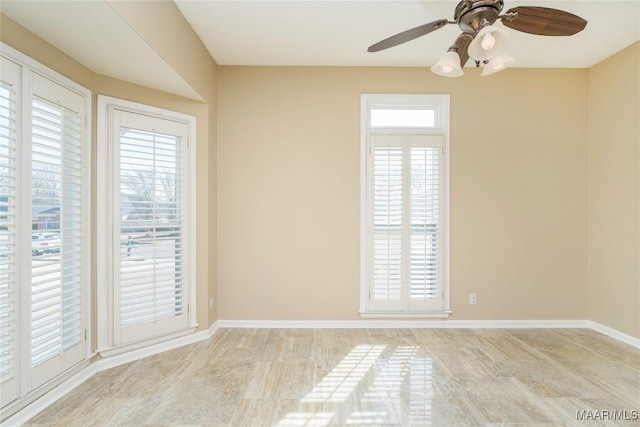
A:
1;1;638;100
0;0;202;100
176;0;640;68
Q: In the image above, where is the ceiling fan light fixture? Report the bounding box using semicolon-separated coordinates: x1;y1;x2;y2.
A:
468;24;508;61
481;52;516;76
431;51;463;77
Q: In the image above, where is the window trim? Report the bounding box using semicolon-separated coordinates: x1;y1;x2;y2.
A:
359;94;451;318
96;95;197;355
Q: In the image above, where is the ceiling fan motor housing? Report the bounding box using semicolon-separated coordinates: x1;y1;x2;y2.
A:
455;0;505;33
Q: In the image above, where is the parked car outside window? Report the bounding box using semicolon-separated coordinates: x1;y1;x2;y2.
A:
32;232;61;256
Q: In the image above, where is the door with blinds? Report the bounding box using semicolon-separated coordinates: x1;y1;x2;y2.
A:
1;53;90;409
367;134;444;312
110;110;190;346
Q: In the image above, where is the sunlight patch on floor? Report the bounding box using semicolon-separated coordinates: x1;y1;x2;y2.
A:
275;344;436;426
362;345;419;401
345;411;390;424
302;344;386;403
275;412;335;427
409;356;434;425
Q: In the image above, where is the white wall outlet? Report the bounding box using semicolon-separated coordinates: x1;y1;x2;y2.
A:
209;297;214;310
469;293;477;305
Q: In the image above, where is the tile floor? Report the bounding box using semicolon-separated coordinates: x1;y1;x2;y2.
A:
24;328;640;426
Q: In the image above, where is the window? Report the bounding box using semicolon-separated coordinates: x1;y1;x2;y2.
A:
360;95;450;317
1;45;91;410
97;97;196;353
370;109;435;128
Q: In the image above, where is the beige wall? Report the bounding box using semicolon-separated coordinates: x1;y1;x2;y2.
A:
217;66;589;321
588;42;640;338
1;12;218;338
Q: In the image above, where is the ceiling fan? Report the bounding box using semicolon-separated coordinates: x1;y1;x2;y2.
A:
367;0;587;77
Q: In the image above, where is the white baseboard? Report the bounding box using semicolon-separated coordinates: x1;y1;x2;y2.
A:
216;319;590;329
4;318;637;425
2;323;219;426
95;327;209;371
2;364;96;426
588;320;640;349
208;320;219;335
0;361;94;427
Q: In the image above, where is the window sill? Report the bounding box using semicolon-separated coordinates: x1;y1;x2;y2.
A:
359;310;452;319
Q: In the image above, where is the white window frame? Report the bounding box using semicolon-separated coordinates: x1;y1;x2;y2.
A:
360;94;451;318
96;96;197;355
0;43;91;413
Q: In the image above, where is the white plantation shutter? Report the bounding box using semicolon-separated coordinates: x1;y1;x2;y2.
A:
372;141;403;307
30;96;83;366
409;143;441;306
119;127;184;327
0;57;20;407
29;73;87;389
367;134;444;312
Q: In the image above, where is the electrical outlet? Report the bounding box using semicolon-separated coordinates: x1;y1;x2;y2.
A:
469;293;477;305
209;297;214;310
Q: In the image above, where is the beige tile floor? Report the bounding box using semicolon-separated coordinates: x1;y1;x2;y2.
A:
25;328;640;426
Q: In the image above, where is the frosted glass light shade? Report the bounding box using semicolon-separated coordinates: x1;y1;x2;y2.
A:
431;51;463;77
468;25;508;61
481;52;516;76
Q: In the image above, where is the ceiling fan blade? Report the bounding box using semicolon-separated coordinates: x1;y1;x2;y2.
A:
368;19;449;52
501;6;587;36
